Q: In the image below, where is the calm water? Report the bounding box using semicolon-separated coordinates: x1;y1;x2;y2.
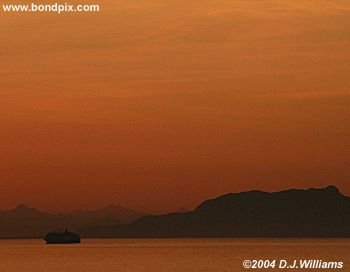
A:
0;239;349;272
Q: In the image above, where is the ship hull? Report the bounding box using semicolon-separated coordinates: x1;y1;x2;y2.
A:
44;231;81;244
44;238;81;244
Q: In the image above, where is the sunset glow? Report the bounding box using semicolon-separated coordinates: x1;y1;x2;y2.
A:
1;0;349;213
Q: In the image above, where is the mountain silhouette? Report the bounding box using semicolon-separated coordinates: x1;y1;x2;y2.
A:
0;204;146;239
80;186;350;238
4;204;45;218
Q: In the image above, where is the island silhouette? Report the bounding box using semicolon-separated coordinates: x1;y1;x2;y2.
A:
1;185;349;238
79;185;350;238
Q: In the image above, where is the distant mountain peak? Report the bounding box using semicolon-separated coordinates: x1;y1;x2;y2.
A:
8;203;44;217
324;185;340;194
304;185;342;197
14;203;31;211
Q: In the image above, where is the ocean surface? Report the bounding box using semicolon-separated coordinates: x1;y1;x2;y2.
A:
0;239;349;272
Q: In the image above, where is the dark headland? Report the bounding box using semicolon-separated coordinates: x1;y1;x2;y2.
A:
79;185;350;238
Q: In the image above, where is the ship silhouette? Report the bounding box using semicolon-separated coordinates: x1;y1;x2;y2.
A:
44;229;81;244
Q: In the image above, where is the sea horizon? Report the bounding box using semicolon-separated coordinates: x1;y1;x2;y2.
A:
1;238;349;272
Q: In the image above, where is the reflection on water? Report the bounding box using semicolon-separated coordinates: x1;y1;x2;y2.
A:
0;239;349;272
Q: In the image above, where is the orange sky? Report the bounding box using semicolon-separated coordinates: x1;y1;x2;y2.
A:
0;0;349;213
